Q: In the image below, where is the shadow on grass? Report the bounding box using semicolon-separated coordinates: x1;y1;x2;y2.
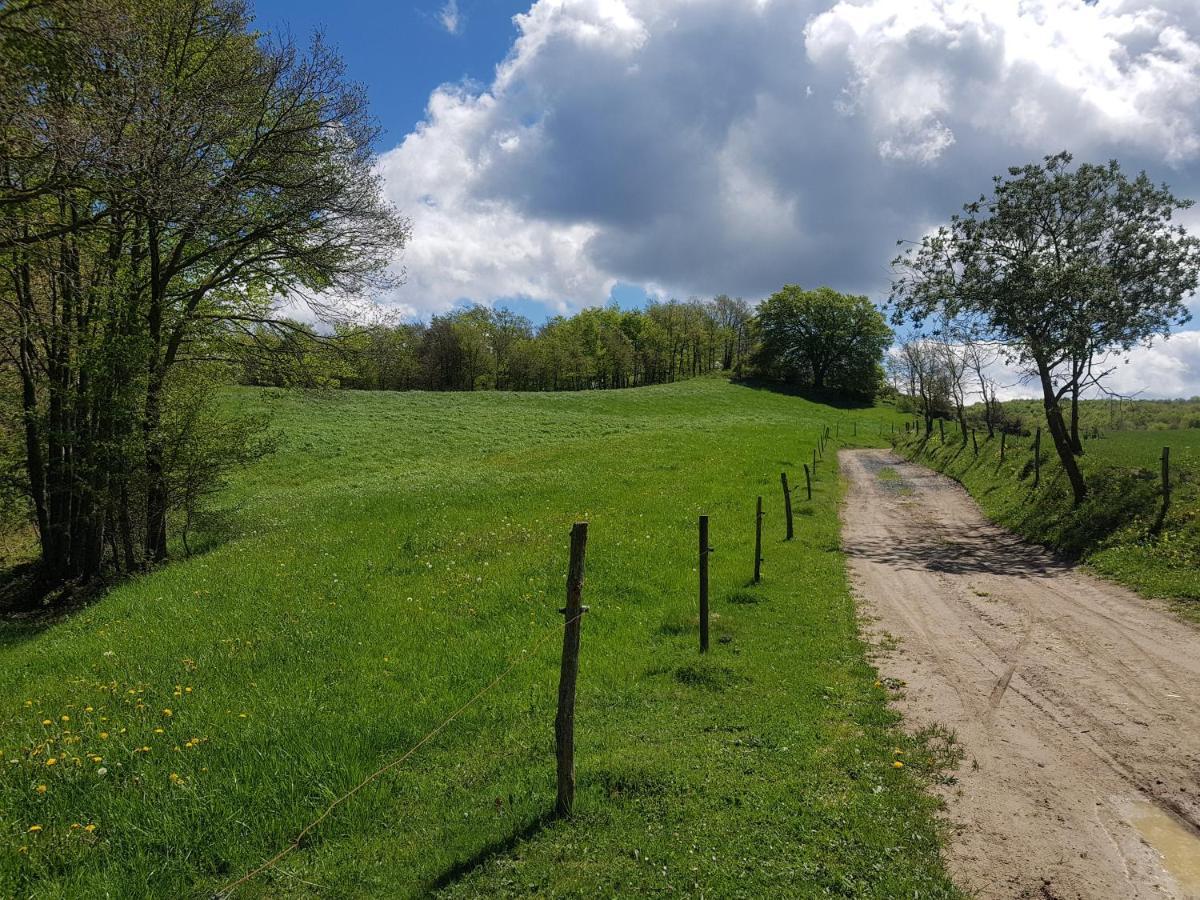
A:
727;377;879;410
424;809;556;893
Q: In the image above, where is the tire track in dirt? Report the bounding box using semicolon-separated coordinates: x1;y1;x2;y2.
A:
840;449;1200;900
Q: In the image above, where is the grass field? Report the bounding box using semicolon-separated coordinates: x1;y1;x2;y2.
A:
897;423;1200;611
0;377;959;898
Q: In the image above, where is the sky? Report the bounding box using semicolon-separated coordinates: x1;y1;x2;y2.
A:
250;0;1200;399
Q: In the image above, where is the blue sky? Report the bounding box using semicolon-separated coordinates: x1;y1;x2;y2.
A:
250;1;527;148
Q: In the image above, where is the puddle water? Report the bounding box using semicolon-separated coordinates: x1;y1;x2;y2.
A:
1129;800;1200;897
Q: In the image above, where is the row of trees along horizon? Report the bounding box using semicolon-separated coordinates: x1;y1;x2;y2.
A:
239;288;890;395
3;0;1199;591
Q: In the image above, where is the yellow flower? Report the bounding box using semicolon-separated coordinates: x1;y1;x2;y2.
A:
84;824;96;833
71;823;81;830
162;709;172;717
41;719;52;726
84;706;93;713
169;772;183;784
45;758;57;767
892;761;904;769
154;727;164;734
35;784;47;794
28;824;42;833
184;687;192;693
99;732;109;740
88;755;102;763
60;715;69;722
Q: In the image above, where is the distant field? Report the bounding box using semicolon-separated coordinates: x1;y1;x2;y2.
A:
0;378;957;898
898;422;1199;609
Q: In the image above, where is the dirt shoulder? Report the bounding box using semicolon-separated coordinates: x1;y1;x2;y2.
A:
840;449;1200;900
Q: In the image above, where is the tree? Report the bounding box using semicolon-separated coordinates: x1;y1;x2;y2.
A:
890;153;1200;505
754;285;892;396
1;0;408;583
888;337;951;436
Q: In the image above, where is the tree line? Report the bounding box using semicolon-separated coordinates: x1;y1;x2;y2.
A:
239;286;892;399
241;297;755;392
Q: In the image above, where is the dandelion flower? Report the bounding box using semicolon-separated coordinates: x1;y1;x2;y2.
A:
84;824;96;833
28;824;42;833
45;758;57;767
154;727;164;734
35;784;46;794
892;761;904;769
84;707;93;713
162;709;172;717
41;719;52;726
99;732;109;740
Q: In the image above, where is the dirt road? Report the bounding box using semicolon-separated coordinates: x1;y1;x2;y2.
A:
840;449;1200;900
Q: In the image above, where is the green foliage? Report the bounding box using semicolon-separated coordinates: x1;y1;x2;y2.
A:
243;298;756;394
891;152;1200;505
896;424;1200;607
0;378;954;897
754;286;892;397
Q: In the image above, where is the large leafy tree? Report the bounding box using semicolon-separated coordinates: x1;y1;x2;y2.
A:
1;0;409;582
889;153;1199;505
754;285;892;396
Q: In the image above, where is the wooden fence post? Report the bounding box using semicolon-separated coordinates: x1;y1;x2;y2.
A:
939;419;945;442
812;447;818;472
780;473;794;540
699;515;710;654
555;522;589;818
1033;427;1041;487
1000;431;1006;462
853;420;857;437
803;463;812;500
753;496;764;584
971;429;978;455
1157;446;1171;530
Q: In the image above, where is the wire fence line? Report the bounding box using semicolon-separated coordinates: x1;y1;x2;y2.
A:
214;609;586;898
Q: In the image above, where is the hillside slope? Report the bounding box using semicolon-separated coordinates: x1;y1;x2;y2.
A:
0;378;957;898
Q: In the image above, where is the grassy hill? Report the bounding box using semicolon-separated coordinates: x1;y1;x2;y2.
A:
0;378;958;898
896;423;1199;612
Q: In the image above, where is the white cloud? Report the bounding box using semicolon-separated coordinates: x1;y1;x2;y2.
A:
438;0;463;36
377;0;1200;391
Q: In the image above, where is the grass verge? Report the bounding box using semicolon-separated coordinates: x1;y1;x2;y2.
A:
894;425;1199;615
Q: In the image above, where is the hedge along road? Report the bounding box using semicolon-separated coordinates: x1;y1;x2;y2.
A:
839;449;1200;900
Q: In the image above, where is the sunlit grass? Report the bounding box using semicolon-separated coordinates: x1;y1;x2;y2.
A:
0;377;957;898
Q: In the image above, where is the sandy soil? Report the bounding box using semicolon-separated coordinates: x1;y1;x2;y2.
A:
840;449;1200;900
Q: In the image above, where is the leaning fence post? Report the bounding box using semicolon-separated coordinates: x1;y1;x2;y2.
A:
556;522;589;818
939;419;945;442
1033;427;1041;487
803;463;812;500
780;473;794;540
812;447;818;472
753;496;764;583
699;515;710;653
853;420;857;437
971;429;978;455
1000;431;1006;462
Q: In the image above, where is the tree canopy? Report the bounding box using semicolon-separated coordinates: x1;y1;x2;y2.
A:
889;152;1200;504
753;286;892;397
0;0;408;582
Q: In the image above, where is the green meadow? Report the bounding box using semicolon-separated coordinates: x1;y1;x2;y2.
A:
898;423;1200;610
0;378;958;898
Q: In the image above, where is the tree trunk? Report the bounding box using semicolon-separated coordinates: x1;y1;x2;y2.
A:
1037;364;1087;505
1069;383;1083;454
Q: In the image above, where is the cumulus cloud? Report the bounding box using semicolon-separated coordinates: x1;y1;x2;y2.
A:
378;0;1200;395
